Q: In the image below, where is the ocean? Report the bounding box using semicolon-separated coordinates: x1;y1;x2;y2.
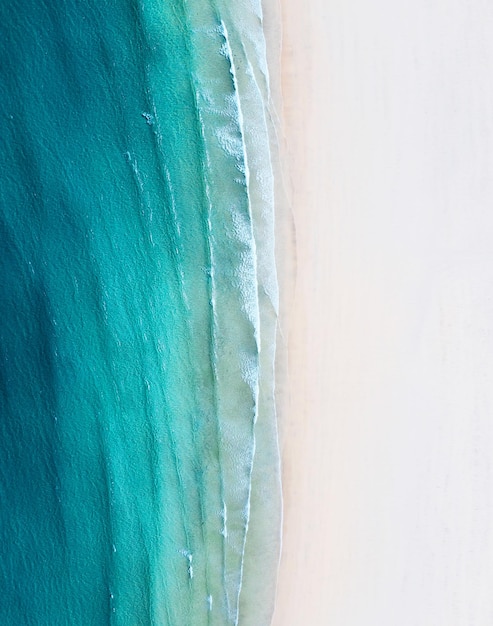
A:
0;0;281;623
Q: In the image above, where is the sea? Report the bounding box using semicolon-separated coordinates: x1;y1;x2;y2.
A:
0;0;281;623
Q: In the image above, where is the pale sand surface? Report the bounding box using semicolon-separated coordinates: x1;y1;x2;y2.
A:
268;0;493;624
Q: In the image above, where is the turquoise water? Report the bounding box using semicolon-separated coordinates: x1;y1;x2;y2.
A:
0;0;281;624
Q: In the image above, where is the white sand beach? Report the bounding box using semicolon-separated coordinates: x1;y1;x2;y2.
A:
268;0;493;624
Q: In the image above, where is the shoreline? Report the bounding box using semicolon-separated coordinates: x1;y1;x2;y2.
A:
262;0;329;621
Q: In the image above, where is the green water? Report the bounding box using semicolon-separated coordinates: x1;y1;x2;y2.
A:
0;0;281;624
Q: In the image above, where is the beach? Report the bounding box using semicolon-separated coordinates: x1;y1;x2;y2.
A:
269;0;493;624
1;0;492;622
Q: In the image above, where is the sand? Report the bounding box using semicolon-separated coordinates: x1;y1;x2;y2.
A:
267;0;493;624
268;1;336;622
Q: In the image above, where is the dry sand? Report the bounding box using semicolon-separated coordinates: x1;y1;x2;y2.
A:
267;0;493;624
